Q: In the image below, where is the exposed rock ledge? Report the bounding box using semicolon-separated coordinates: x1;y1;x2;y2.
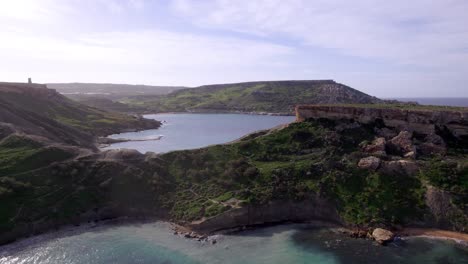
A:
296;105;468;138
187;196;342;233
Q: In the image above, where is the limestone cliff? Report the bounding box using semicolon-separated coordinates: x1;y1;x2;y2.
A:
189;197;341;233
296;105;468;139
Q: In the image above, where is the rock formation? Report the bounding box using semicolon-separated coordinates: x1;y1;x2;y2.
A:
296;105;468;139
372;228;395;245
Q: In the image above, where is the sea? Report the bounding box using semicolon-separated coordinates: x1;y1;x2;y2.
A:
2;107;468;263
1;222;467;264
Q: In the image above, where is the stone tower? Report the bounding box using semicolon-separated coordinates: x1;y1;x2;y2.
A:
28;78;32;84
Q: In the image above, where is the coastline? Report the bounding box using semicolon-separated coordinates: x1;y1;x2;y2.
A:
142;110;295;117
399;228;468;245
2;216;468;254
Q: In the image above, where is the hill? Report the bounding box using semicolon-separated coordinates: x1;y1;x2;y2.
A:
1;102;466;245
0;82;161;146
61;96;148;114
47;83;185;100
121;80;383;114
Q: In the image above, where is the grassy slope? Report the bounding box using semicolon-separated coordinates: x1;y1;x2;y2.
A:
1;119;466;239
47;83;185;98
0;89;160;137
121;81;382;114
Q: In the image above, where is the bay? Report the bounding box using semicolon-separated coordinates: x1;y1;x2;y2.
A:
104;113;295;153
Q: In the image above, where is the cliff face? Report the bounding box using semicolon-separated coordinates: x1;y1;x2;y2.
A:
296;105;468;139
1;100;467;245
295;104;468;232
189;196;341;233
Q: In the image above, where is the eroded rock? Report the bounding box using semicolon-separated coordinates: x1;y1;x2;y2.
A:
388;131;416;156
363;137;387;156
419;133;447;156
375;127;398;139
358;156;381;170
372;228;394;245
380;160;419;176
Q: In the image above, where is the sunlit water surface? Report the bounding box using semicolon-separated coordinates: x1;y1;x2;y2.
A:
103;113;295;153
0;223;467;264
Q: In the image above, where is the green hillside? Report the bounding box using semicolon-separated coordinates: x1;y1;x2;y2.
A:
121;80;382;114
0;83;161;143
1;115;466;244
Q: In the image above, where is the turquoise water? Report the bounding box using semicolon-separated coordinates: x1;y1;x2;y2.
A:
104;113;295;153
1;223;467;264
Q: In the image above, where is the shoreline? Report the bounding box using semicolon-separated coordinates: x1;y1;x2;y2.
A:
142;110;295;117
1;217;468;252
398;228;468;245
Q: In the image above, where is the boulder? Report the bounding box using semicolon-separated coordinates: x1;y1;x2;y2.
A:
380;160;419;176
372;228;394;245
419;133;447;156
358;156;381;170
363;137;387;156
388;131;416;156
404;151;416;159
375;127;398;139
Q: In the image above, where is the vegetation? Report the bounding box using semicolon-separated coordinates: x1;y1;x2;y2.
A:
156;120;431;225
120;80;382;114
0;102;466;242
0;84;161;140
47;83;185;99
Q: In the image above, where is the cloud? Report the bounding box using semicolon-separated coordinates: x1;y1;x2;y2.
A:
1;0;467;96
171;0;468;68
0;0;64;22
0;27;293;85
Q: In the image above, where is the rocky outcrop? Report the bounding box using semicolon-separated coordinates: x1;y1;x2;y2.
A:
358;155;419;176
379;160;419;176
0;82;63;100
419;134;447;155
372;228;395;245
188;196;342;233
425;186;466;231
358;156;381;170
362;137;386;156
388;131;416;157
296;105;468;139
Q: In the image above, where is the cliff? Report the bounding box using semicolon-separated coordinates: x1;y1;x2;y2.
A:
296;105;468;139
188;197;342;233
1;101;467;245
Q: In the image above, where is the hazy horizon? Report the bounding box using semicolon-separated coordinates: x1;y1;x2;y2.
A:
1;0;468;97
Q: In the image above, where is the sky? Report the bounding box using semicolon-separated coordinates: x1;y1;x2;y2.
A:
0;0;467;97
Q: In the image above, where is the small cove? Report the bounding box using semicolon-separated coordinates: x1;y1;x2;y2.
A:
2;113;467;263
103;113;296;153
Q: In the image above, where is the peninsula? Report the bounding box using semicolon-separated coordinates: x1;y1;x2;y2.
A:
0;82;466;246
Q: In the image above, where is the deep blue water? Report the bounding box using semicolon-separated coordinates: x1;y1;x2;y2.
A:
104;113;295;153
0;223;466;264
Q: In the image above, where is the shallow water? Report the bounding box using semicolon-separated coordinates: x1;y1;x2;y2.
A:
103;113;295;153
1;223;466;264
